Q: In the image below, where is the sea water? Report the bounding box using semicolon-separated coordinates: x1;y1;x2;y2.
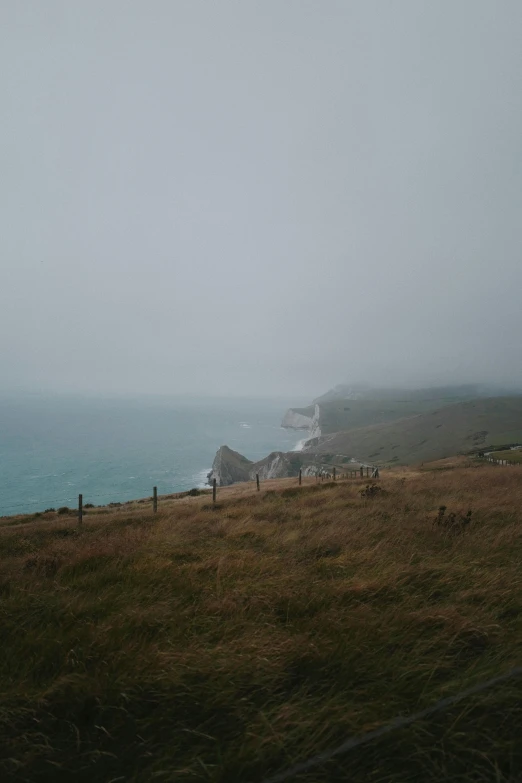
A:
0;393;308;516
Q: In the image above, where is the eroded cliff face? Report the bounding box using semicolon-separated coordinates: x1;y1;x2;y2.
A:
281;409;314;429
253;451;301;480
207;446;306;486
206;444;356;486
207;445;253;486
281;404;321;440
309;404;321;439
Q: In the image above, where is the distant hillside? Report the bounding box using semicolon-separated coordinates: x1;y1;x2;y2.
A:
315;395;483;436
283;388;494;437
312;383;487;404
312;384;369;403
305;397;522;465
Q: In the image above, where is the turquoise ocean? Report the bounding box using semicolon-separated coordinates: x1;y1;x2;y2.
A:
0;394;307;516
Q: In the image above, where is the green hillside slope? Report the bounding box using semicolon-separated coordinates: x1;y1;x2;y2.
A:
308;397;522;465
317;394;481;435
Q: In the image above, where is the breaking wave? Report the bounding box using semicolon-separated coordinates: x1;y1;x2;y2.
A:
292;437;309;452
193;468;211;488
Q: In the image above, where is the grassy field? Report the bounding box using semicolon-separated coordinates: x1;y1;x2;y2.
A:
489;449;522;464
2;462;522;781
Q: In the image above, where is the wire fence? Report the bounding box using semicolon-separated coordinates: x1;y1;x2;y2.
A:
1;465;379;520
260;666;522;783
1;489;126;512
0;487;162;515
483;455;522;466
7;447;521;520
4;450;518;517
0;479;215;515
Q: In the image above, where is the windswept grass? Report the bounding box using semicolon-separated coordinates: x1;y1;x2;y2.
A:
1;464;522;781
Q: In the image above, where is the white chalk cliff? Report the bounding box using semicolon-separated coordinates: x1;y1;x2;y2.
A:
281;409;314;429
207;446;309;486
282;404;321;440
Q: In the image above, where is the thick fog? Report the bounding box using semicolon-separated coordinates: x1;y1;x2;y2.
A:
2;1;522;399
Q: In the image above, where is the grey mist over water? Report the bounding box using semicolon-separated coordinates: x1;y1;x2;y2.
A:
2;1;522;399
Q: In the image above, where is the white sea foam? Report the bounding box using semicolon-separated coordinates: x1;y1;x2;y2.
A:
292;437;309;452
194;468;212;488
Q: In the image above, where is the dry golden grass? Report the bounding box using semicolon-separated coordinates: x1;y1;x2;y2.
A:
1;463;522;781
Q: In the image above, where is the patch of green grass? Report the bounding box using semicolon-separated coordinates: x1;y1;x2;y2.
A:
490;448;522;463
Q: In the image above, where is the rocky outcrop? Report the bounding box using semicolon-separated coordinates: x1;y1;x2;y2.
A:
207;446;253;486
253;451;302;480
208;446;306;486
207;444;360;486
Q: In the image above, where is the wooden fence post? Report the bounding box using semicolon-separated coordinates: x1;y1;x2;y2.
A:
78;493;83;526
153;486;158;513
333;467;336;481
299;469;302;486
213;478;217;503
256;473;260;491
360;466;363;478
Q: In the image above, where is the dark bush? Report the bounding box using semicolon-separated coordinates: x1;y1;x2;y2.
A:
361;483;386;498
57;506;70;515
43;508;55;513
434;505;472;533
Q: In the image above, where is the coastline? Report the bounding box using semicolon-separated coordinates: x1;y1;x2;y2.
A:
0;396;305;516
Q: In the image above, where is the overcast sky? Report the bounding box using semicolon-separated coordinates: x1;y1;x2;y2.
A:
1;1;522;398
